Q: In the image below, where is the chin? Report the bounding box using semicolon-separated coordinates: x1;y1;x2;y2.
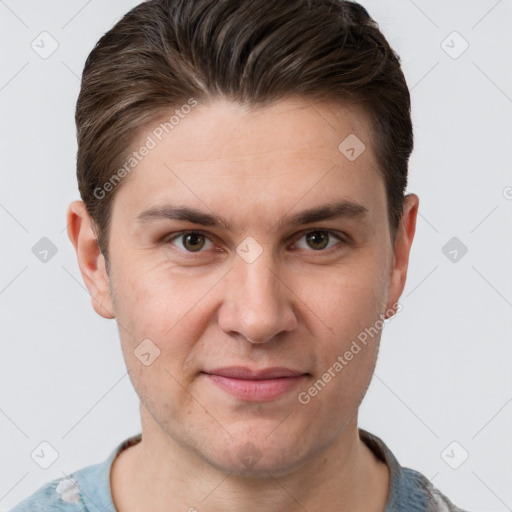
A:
198;427;318;479
212;450;306;479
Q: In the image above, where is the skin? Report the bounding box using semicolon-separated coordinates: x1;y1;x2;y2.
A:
67;96;418;512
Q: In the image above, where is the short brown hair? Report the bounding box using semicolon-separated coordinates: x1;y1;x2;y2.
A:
75;0;413;264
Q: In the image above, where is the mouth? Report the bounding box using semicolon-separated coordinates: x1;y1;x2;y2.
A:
202;366;309;402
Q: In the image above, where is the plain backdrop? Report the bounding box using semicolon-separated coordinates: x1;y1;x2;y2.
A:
1;1;511;511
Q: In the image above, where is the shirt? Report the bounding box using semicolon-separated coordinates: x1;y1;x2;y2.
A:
9;429;469;511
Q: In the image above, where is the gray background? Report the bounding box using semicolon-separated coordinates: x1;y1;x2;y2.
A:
1;1;511;510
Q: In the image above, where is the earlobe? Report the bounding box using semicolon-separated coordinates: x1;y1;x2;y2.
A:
385;194;419;312
66;200;115;319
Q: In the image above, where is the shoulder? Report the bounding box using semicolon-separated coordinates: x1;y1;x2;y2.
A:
9;434;141;512
9;474;87;511
399;466;469;512
358;428;470;512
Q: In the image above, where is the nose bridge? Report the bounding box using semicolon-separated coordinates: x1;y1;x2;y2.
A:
220;242;297;343
240;253;280;311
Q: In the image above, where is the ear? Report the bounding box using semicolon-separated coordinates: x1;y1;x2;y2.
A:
66;200;115;319
385;194;419;316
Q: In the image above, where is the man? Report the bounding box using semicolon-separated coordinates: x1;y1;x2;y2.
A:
11;0;468;510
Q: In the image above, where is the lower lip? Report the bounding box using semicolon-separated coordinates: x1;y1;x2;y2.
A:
204;373;306;401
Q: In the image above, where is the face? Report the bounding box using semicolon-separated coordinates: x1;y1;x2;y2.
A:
69;97;417;477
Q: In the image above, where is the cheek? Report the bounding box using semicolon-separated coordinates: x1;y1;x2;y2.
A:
111;273;204;418
109;259;227;371
111;254;192;331
295;255;390;404
301;253;391;338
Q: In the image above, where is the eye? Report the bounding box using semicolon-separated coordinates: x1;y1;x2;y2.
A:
163;229;345;255
166;231;214;253
294;230;343;251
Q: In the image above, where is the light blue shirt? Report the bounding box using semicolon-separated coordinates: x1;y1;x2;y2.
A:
10;429;469;511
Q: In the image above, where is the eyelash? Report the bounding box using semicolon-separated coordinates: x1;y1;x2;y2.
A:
162;229;347;255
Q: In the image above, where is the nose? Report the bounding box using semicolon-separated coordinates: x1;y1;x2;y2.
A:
217;249;298;344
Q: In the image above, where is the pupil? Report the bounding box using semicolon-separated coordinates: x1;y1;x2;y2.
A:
184;233;204;251
307;231;328;250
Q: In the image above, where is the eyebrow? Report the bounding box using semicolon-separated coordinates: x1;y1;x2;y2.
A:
135;200;368;232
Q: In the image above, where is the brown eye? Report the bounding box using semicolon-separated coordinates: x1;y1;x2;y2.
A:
305;231;330;250
294;230;342;252
181;232;206;252
165;231;213;253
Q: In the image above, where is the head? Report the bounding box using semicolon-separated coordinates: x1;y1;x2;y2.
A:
68;0;418;477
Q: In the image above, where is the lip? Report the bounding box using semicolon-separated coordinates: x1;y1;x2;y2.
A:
203;366;308;401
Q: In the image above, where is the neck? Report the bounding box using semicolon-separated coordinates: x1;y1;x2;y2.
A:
111;412;389;512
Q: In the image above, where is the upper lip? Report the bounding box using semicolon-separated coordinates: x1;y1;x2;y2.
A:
204;366;307;380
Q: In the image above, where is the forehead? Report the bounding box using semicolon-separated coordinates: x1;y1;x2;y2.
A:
140;97;374;164
111;97;385;227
